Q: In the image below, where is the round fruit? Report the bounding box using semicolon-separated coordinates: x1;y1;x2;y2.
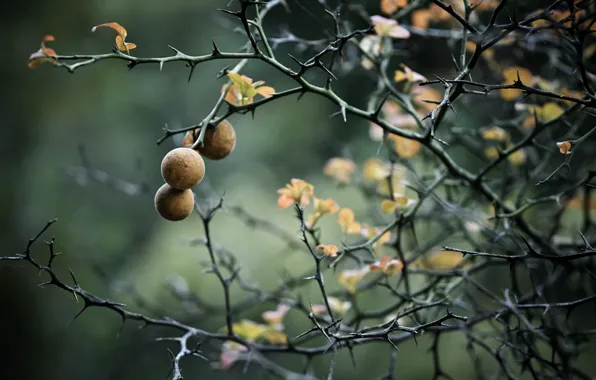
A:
161;147;205;190
154;183;195;221
198;120;236;160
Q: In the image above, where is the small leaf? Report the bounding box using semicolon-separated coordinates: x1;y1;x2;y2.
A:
92;22;136;52
256;86;275;98
317;244;340;258
28;35;58;69
381;200;398;214
556;141;572;155
380;0;407;15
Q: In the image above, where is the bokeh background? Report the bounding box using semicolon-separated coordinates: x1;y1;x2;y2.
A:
3;0;596;379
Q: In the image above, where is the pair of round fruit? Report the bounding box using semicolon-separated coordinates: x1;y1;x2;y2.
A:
154;120;236;221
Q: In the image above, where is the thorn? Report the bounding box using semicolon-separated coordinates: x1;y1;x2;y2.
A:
167;45;183;56
67;304;88;326
211;39;222;57
216;65;231;79
340;105;347;122
69;267;80;288
297;90;307;102
187;62;197;83
373;92;391;117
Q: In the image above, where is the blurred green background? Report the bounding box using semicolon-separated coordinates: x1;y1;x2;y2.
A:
2;0;595;379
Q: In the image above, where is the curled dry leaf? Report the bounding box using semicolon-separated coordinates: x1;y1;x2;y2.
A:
557;141;572;155
369;256;404;276
28;35;58;69
316;244;340;258
91;22;137;53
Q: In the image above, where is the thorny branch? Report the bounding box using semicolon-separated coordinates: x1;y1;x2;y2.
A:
13;0;596;379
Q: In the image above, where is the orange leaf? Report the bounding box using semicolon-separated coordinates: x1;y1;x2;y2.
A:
28;35;58;69
92;22;128;39
317;244;339;258
388;134;421;158
92;22;136;53
256;86;275;98
412;10;432;29
380;0;407;15
556;141;572;155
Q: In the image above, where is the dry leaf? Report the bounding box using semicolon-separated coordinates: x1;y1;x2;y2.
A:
92;22;136;53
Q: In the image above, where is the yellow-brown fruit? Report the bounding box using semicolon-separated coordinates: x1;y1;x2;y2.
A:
198;120;236;160
161;147;205;190
154;183;195;221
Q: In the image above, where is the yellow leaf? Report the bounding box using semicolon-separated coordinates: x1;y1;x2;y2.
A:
338;208;361;234
481;126;510;142
323;158;356;184
231;320;267;342
418;250;464;270
540;102;564;122
499;66;533;101
317;244;339;257
327;297;352;316
508;148;526;166
381;200;398;214
227;72;258;102
261;329;287;345
484;147;499;159
338;266;370;294
362;158;390;182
